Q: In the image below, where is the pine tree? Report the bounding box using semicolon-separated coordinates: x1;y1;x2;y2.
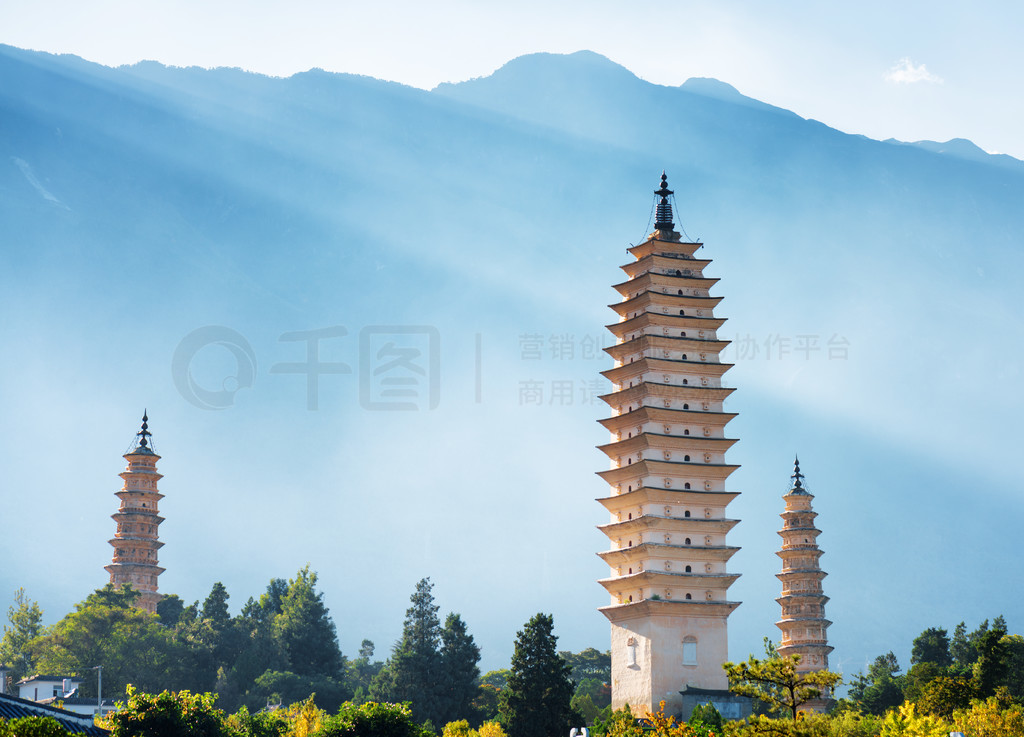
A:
911;627;952;668
439;613;481;725
273;565;345;678
972;626;1009;698
202;582;231;625
499;613;575;737
390;578;445;727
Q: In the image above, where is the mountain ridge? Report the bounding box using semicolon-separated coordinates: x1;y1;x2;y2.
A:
1;42;1022;680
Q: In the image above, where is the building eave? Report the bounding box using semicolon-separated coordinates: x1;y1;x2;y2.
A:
599;598;741;621
596;488;741;509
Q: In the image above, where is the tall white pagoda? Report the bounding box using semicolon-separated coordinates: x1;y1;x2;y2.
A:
596;175;744;718
105;412;165;613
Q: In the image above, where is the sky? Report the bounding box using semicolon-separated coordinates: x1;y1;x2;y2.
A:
3;0;1024;681
3;1;1024;158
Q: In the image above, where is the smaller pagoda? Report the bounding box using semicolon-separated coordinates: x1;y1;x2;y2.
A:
775;457;833;711
104;412;165;613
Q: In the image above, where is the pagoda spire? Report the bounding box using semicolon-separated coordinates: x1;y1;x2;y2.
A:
105;412;166;613
791;455;806;492
775;457;833;713
136;410;152;451
596;174;744;719
654;172;675;231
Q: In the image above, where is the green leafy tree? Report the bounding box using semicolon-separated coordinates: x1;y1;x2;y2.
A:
0;716;73;737
259;579;288;620
903;661;945;703
359;640;375;659
348;639;385;704
916;675;974;719
226;705;289;737
439;613;481;725
1002;633;1024;701
499;613;576;737
972;626;1009;697
184;582;245;694
910;627;951;668
171;613;222;693
102;685;234;737
687;703;723;737
573;678;611;709
245;669;349;713
156;595;186;627
28;592;188;697
950;619;997;672
219;584;290;707
591;705;641;737
314;700;432;737
559;648;611;688
0;588;44;682
274;566;345;679
723;654;842;721
951;690;1024;737
570;692;601;726
81;583;141;609
471;684;502;725
480;670;510;690
848;652;904;715
368;663;397;705
821;708;884;737
202;583;231;626
950;621;971;668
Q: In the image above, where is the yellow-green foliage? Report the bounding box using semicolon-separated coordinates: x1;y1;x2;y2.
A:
723;712;828;737
283;695;326;737
951;693;1024;737
99;685;235;737
442;720;475;737
441;718;506;737
723;656;842;722
476;721;507;737
606;702;700;737
878;702;951;737
820;710;884;737
0;716;73;737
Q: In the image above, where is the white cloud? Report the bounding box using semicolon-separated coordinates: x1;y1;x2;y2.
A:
884;57;943;84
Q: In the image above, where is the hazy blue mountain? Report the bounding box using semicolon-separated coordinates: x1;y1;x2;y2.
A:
1;44;1022;681
891;136;1024;171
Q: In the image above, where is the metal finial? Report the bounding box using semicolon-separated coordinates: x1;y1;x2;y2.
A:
791;455;804;489
137;410;151;449
654;172;674;231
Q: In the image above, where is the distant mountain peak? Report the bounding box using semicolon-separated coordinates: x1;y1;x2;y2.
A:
680;77;744;98
435;50;639;92
886;136;1023;170
679;76;798;118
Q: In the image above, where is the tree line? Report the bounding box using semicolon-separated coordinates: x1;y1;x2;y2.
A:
843;615;1024;720
1;573;608;736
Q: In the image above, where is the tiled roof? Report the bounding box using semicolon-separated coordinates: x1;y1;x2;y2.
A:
16;675;80;685
0;692;107;735
39;697;117;708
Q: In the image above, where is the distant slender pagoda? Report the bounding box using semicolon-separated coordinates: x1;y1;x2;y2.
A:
775;457;833;711
596;175;744;718
105;412;165;613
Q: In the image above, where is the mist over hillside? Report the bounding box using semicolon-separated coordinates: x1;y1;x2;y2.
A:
1;44;1022;678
